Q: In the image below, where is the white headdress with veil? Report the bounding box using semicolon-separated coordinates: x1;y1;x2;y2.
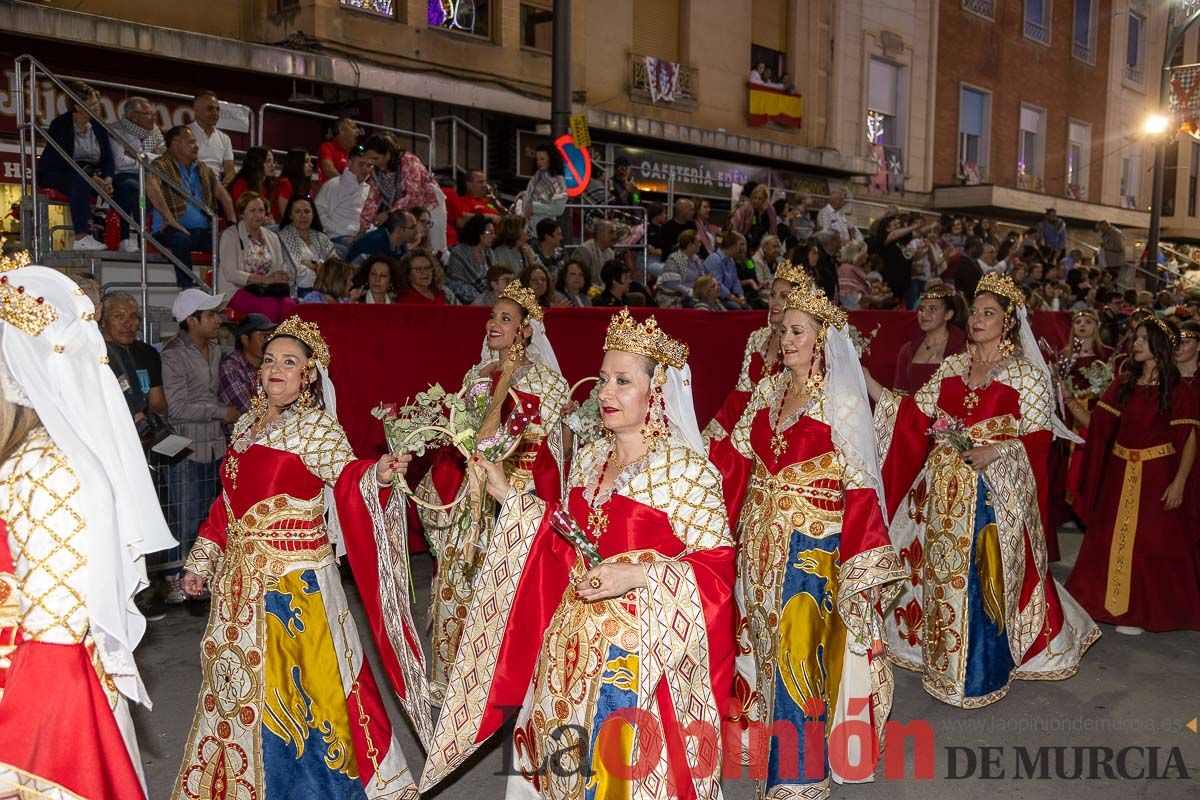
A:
476;281;561;374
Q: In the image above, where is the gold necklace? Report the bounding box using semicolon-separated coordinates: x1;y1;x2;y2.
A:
585;445;643;535
769;377;805;458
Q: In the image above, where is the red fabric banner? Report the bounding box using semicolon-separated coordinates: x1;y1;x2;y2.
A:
296;305;1072;459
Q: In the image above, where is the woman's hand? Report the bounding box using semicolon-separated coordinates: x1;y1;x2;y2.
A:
268;270;291;284
182;571;208;598
376;452;413;485
961;444;1000;471
574;562;647;602
862;367;884;403
472;455;510;501
1162;478;1186;511
349;287;366;302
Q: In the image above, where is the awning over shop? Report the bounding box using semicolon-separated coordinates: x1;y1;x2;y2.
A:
933;184;1150;230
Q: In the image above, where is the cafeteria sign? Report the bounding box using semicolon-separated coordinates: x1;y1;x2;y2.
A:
611;145;829;199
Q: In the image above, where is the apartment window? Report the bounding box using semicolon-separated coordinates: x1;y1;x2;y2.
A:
341;0;394;17
1073;0;1096;63
962;0;995;19
1024;0;1051;45
1189;142;1199;217
520;1;552;51
1126;12;1146;83
633;0;681;61
751;0;789;83
958;85;991;181
429;0;491;38
1120;154;1140;209
867;58;903;149
1066;121;1091;200
1018;104;1046;189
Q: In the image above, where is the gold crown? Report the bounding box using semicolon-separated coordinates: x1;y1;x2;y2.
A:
498;280;543;322
0;274;58;336
603;308;689;369
0;241;31;274
975;273;1025;312
783;282;847;328
921;283;957;300
773;260;810;288
1144;314;1180;348
270;316;330;368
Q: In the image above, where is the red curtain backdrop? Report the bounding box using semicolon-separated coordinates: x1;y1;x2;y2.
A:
297;305;1072;459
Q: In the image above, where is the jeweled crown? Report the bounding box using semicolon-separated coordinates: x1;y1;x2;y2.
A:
0;273;58;337
271;316;330;368
773;260;809;288
0;240;31;274
783;281;848;328
603;308;689;369
921;283;956;300
498;280;544;322
975;273;1025;312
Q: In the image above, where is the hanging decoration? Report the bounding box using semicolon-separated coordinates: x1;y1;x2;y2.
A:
341;0;395;16
644;56;680;104
1170;64;1200;137
428;0;478;33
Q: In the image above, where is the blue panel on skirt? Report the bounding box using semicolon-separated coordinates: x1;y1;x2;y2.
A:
963;475;1016;699
585;643;639;800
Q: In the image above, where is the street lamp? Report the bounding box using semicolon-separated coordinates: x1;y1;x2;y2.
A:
1144;114;1170;135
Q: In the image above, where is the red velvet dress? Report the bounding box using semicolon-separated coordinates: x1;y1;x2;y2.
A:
704;325;779;442
1066;381;1200;631
418;440;736;799
890;325;966;395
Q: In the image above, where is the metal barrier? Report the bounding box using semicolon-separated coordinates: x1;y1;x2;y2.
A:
430;115;488;182
562;201;650;282
255;103;432;166
14;54;219;325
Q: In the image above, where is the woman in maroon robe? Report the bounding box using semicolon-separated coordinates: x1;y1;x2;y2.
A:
890;284;966;394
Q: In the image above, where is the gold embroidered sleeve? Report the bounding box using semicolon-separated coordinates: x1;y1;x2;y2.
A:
914;353;962;417
298;410;356;483
1014;358;1053;435
1096;399;1120;417
626;445;732;552
529;365;570;432
185;538;225;581
0;432;88;643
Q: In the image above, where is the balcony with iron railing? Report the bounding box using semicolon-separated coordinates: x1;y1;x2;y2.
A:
962;0;995;20
629;53;699;112
1073;40;1094;64
1125;63;1145;84
1024;18;1051;45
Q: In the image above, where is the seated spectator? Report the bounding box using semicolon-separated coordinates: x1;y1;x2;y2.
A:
521;263;566;307
100;290;167;417
448;169;503;245
731;184;778;243
36;80;114;251
218;191;297;322
593;260;637;307
354;256;400;303
517;143;567;229
363;133;403;228
397;248;454;304
654;199;697;255
274;148;314;220
862;269;901;310
146;124;236;287
228;147;278;223
219;313;275;421
493;214;540;273
703;231;749;309
571;219;617;287
691;275;725;311
278;195;336;297
750;234;782;287
657;229;704;308
110;96;166;252
446;214;496;304
644;203;668;277
555;259;593;307
837;240;870;309
534;218;565;277
189;91;235;185
346;210;417;264
315;144;374;255
472;263;516;307
693;197;719;257
788;193;816;244
301;257;360;304
318;116;361;182
413;205;435;251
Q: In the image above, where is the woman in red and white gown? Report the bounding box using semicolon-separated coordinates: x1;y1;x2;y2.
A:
703;261;810;443
414;281;568;703
0;265;176;799
418;309;736;800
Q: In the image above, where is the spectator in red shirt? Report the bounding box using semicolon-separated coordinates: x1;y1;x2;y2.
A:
229;147;278;223
273;148;314;219
317;116;360;182
448;168;502;246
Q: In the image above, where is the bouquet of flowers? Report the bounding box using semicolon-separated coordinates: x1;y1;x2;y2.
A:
928;416;973;452
847;323;881;357
373;378;531;461
565;386;603;447
549;507;602;569
1079;359;1113;398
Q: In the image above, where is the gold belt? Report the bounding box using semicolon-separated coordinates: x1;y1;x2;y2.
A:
1105;442;1175;616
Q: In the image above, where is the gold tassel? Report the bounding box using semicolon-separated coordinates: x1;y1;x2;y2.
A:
975;522;1006;634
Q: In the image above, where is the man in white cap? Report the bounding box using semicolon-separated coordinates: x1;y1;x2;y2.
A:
157;288;236;603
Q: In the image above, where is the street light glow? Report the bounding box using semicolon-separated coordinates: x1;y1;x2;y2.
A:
1144;114;1170;135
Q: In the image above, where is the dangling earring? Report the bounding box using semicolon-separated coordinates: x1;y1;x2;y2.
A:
296;382;314;410
508;339;526;364
640;370;669;452
999;324;1016;359
249;380;268;418
804;328;826;396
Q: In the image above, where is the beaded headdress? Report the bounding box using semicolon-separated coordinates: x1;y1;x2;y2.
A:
921;283;956;301
270;316;330;368
975;273;1025;312
1143;314;1180;348
1180;324;1199;341
1072;308;1098;322
0;265;58;337
603;308;688;369
773;260;809;287
498;280;544;322
783;281;848;328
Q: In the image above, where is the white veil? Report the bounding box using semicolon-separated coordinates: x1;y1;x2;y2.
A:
824;322;888;521
1016;307;1083;444
660;362;705;455
317;363;346;553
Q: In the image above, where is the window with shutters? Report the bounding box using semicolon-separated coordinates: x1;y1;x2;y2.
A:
867;58;904;150
1018;103;1046;189
958;85;991;181
632;0;681;62
1121;154;1140;209
1066;120;1091;200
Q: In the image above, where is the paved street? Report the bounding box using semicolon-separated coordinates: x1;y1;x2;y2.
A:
134;530;1200;799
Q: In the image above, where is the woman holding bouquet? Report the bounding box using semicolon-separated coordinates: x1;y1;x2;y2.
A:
709;282;906;799
703;260;810;443
865;273;1098;708
413;281;568;704
1065;317;1200;634
418;309;736;800
173;318;432;800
